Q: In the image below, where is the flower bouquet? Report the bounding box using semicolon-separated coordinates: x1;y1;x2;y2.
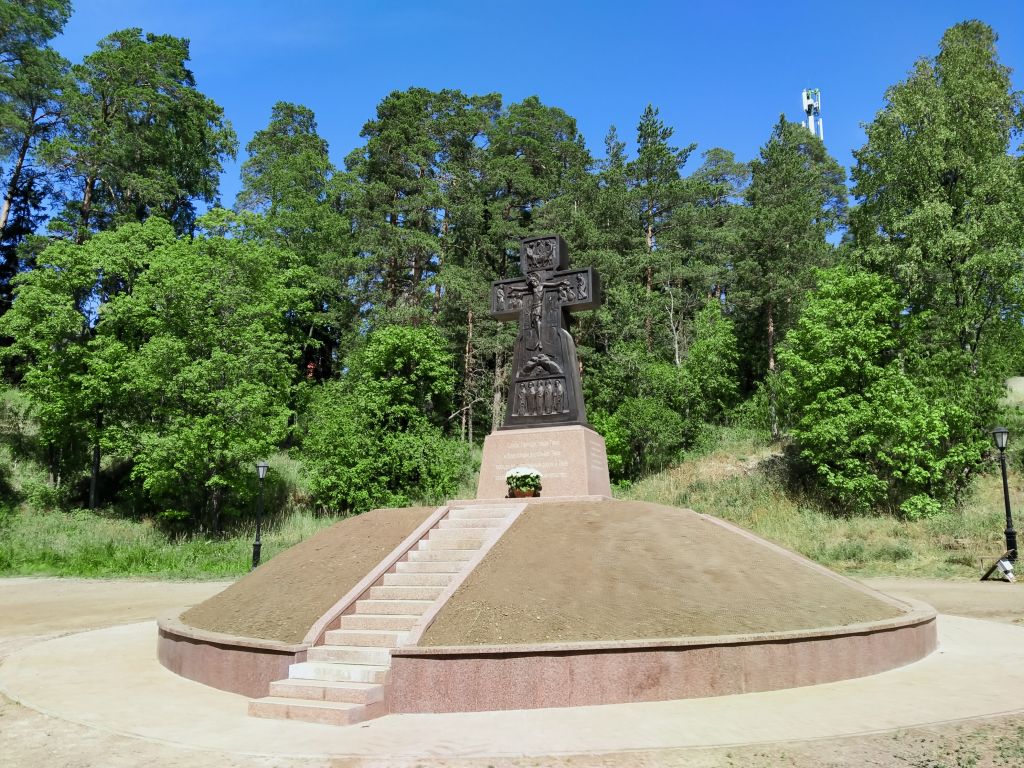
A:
505;466;542;498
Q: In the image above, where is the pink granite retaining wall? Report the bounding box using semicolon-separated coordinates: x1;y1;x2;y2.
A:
156;498;938;711
158;602;935;710
157;617;306;698
386;606;936;713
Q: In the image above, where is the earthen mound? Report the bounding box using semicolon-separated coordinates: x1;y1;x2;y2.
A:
182;499;903;647
420;500;902;646
181;506;435;643
163;498;933;712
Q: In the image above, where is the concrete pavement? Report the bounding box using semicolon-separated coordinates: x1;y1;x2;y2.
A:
2;612;1024;763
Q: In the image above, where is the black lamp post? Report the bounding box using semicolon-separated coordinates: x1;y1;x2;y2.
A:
252;460;269;570
993;427;1017;563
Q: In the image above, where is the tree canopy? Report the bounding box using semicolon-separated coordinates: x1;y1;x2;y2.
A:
0;8;1021;524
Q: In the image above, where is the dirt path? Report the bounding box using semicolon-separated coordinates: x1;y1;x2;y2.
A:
1;576;1022;768
864;576;1024;625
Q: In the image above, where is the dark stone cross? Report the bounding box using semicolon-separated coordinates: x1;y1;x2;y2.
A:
490;234;601;430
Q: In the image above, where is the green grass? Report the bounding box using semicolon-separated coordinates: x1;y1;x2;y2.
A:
0;431;472;580
0;406;1014;580
0;384;339;579
0;507;337;579
622;426;1013;579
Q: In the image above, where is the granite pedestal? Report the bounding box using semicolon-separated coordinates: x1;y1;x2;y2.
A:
476;424;612;499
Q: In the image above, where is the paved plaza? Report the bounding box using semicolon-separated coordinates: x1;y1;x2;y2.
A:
0;577;1022;767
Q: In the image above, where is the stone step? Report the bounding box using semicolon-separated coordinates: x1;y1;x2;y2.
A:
268;678;384;705
427;527;493;540
382;572;451;587
249;696;385;726
368;585;445;600
289;661;389;684
423;535;490;550
448;507;510;519
322;628;409;647
307;645;392;666
355;599;434;615
338;613;420;631
438;517;505;529
407;548;474;561
415;536;479;548
396;560;463;574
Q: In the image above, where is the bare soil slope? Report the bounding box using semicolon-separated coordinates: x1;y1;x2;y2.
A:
181;506;434;643
420;500;904;646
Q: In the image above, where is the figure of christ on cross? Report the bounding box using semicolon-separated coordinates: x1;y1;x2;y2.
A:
489;235;602;430
503;272;581;352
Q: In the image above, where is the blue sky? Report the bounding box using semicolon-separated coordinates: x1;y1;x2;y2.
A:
56;1;1023;206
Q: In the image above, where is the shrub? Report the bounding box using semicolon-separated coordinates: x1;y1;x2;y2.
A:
300;326;469;514
778;267;990;517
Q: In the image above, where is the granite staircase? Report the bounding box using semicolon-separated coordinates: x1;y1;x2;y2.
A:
248;503;521;725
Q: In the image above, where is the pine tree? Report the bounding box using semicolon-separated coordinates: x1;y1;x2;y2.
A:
236;101;354;378
41;28;237;241
0;0;70;312
626;105;695;352
734;116;846;437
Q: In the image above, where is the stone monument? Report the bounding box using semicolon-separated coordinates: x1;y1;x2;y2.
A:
476;234;612;499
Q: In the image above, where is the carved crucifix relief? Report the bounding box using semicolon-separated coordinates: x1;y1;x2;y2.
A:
490;234;601;430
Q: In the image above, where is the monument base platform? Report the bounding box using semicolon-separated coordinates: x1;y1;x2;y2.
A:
476;424;612;499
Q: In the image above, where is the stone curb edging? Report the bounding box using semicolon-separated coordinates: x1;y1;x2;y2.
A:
156;617;307;699
385;607;937;713
395;600;937;657
156;615;307;653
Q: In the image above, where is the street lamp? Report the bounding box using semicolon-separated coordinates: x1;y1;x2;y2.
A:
992;428;1017;563
252;460;269;570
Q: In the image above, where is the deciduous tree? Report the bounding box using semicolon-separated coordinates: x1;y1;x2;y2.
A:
851;20;1024;373
779;268;984;517
299;325;468;514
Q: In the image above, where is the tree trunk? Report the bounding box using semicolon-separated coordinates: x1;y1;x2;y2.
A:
78;175;97;244
666;286;681;367
491;348;505;434
208;483;223;534
462;309;474;442
645;220;654;352
411;248;422;302
385;212;398;307
766;301;779;441
435;215;447;315
0;130;31;236
89;409;102;509
47;445;60;487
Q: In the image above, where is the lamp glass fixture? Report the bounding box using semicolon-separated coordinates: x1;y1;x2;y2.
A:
256;460;269;480
993;427;1009;451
